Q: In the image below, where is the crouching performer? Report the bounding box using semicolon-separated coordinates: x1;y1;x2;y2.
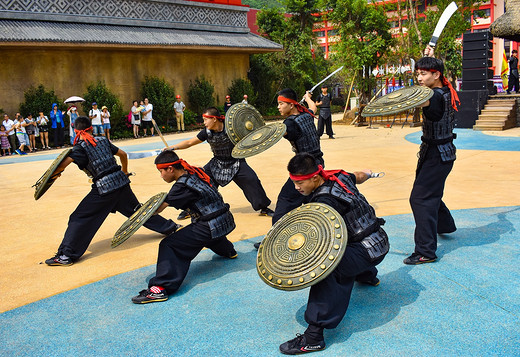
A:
132;150;237;304
45;116;178;266
279;153;389;354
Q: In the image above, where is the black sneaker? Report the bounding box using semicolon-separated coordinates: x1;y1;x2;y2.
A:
177;210;191;220
329;136;335;139
45;254;73;266
357;277;380;286
259;208;275;217
403;253;436;265
280;334;326;355
131;286;168;304
228;250;238;259
254;241;262;250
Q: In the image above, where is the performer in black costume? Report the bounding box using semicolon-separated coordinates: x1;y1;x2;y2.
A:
315;84;335;139
272;88;324;224
507;49;519;94
278;153;389;355
45;116;178;266
404;55;458;265
165;107;274;218
132;150;236;303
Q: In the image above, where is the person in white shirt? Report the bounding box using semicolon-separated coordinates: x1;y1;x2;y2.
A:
142;97;154;137
241;94;248;104
174;95;186;132
2;114;17;152
88;102;104;136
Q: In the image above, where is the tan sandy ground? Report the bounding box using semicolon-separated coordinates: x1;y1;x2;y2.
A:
1;116;519;312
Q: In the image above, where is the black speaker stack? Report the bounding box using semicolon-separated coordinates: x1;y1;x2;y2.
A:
455;31;493;128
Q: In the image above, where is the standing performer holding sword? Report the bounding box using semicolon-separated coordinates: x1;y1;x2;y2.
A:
404;3;460;265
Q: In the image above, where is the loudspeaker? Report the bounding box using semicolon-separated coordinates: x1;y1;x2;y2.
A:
462;59;493;69
454;90;489;128
463;40;493;51
463;31;493;42
463;49;493;60
462;68;494;81
462;80;495;91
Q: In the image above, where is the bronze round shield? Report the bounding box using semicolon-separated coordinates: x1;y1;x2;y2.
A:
232;122;286;159
225;103;265;145
257;203;348;291
111;192;168;248
33;148;72;200
361;86;433;117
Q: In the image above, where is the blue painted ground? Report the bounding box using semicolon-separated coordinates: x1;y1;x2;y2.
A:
405;128;520;151
1;206;518;356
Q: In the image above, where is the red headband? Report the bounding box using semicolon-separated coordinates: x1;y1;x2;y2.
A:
202;114;225;121
278;96;315;117
290;165;353;195
156;159;212;186
418;68;460;111
73;126;97;146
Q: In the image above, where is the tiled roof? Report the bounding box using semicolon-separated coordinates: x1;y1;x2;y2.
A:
0;20;282;50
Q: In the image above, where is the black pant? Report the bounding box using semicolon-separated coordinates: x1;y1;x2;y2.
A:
58;184;177;260
53;126;64;147
272;177;307;224
409;148;456;258
7;134;16;150
305;242;385;330
317;108;333;137
204;160;271;211
149;223;235;294
508;74;519;93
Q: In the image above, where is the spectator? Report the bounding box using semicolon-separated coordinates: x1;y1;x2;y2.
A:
0;124;11;155
241;95;248;104
67;106;79;145
174;95;186;132
101;106;111;141
88;102;103;137
50;103;65;148
142;97;154;137
25;113;38;151
37;111;51;149
14;115;30;154
131;100;141;139
2;114;17;152
223;95;232;113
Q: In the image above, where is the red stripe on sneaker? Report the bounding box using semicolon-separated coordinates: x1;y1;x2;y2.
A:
150;286;163;294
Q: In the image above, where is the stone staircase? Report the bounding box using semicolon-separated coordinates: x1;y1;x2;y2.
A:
473;98;518;131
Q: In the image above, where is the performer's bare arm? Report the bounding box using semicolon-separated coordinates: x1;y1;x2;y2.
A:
354;169;372;184
51;157;74;179
304;91;317;113
116;149;129;175
165;137;203;151
154;202;169;215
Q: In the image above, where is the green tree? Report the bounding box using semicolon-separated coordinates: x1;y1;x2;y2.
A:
255;1;330;103
187;76;215;118
325;0;394;102
416;0;483;85
19;84;64;117
140;76;176;127
227;78;257;106
82;81;127;139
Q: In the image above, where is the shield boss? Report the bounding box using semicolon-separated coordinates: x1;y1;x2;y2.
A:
232;122;286;159
361;86;433;117
33;148;72;200
225;103;265;144
257;203;348;291
111;192;167;248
